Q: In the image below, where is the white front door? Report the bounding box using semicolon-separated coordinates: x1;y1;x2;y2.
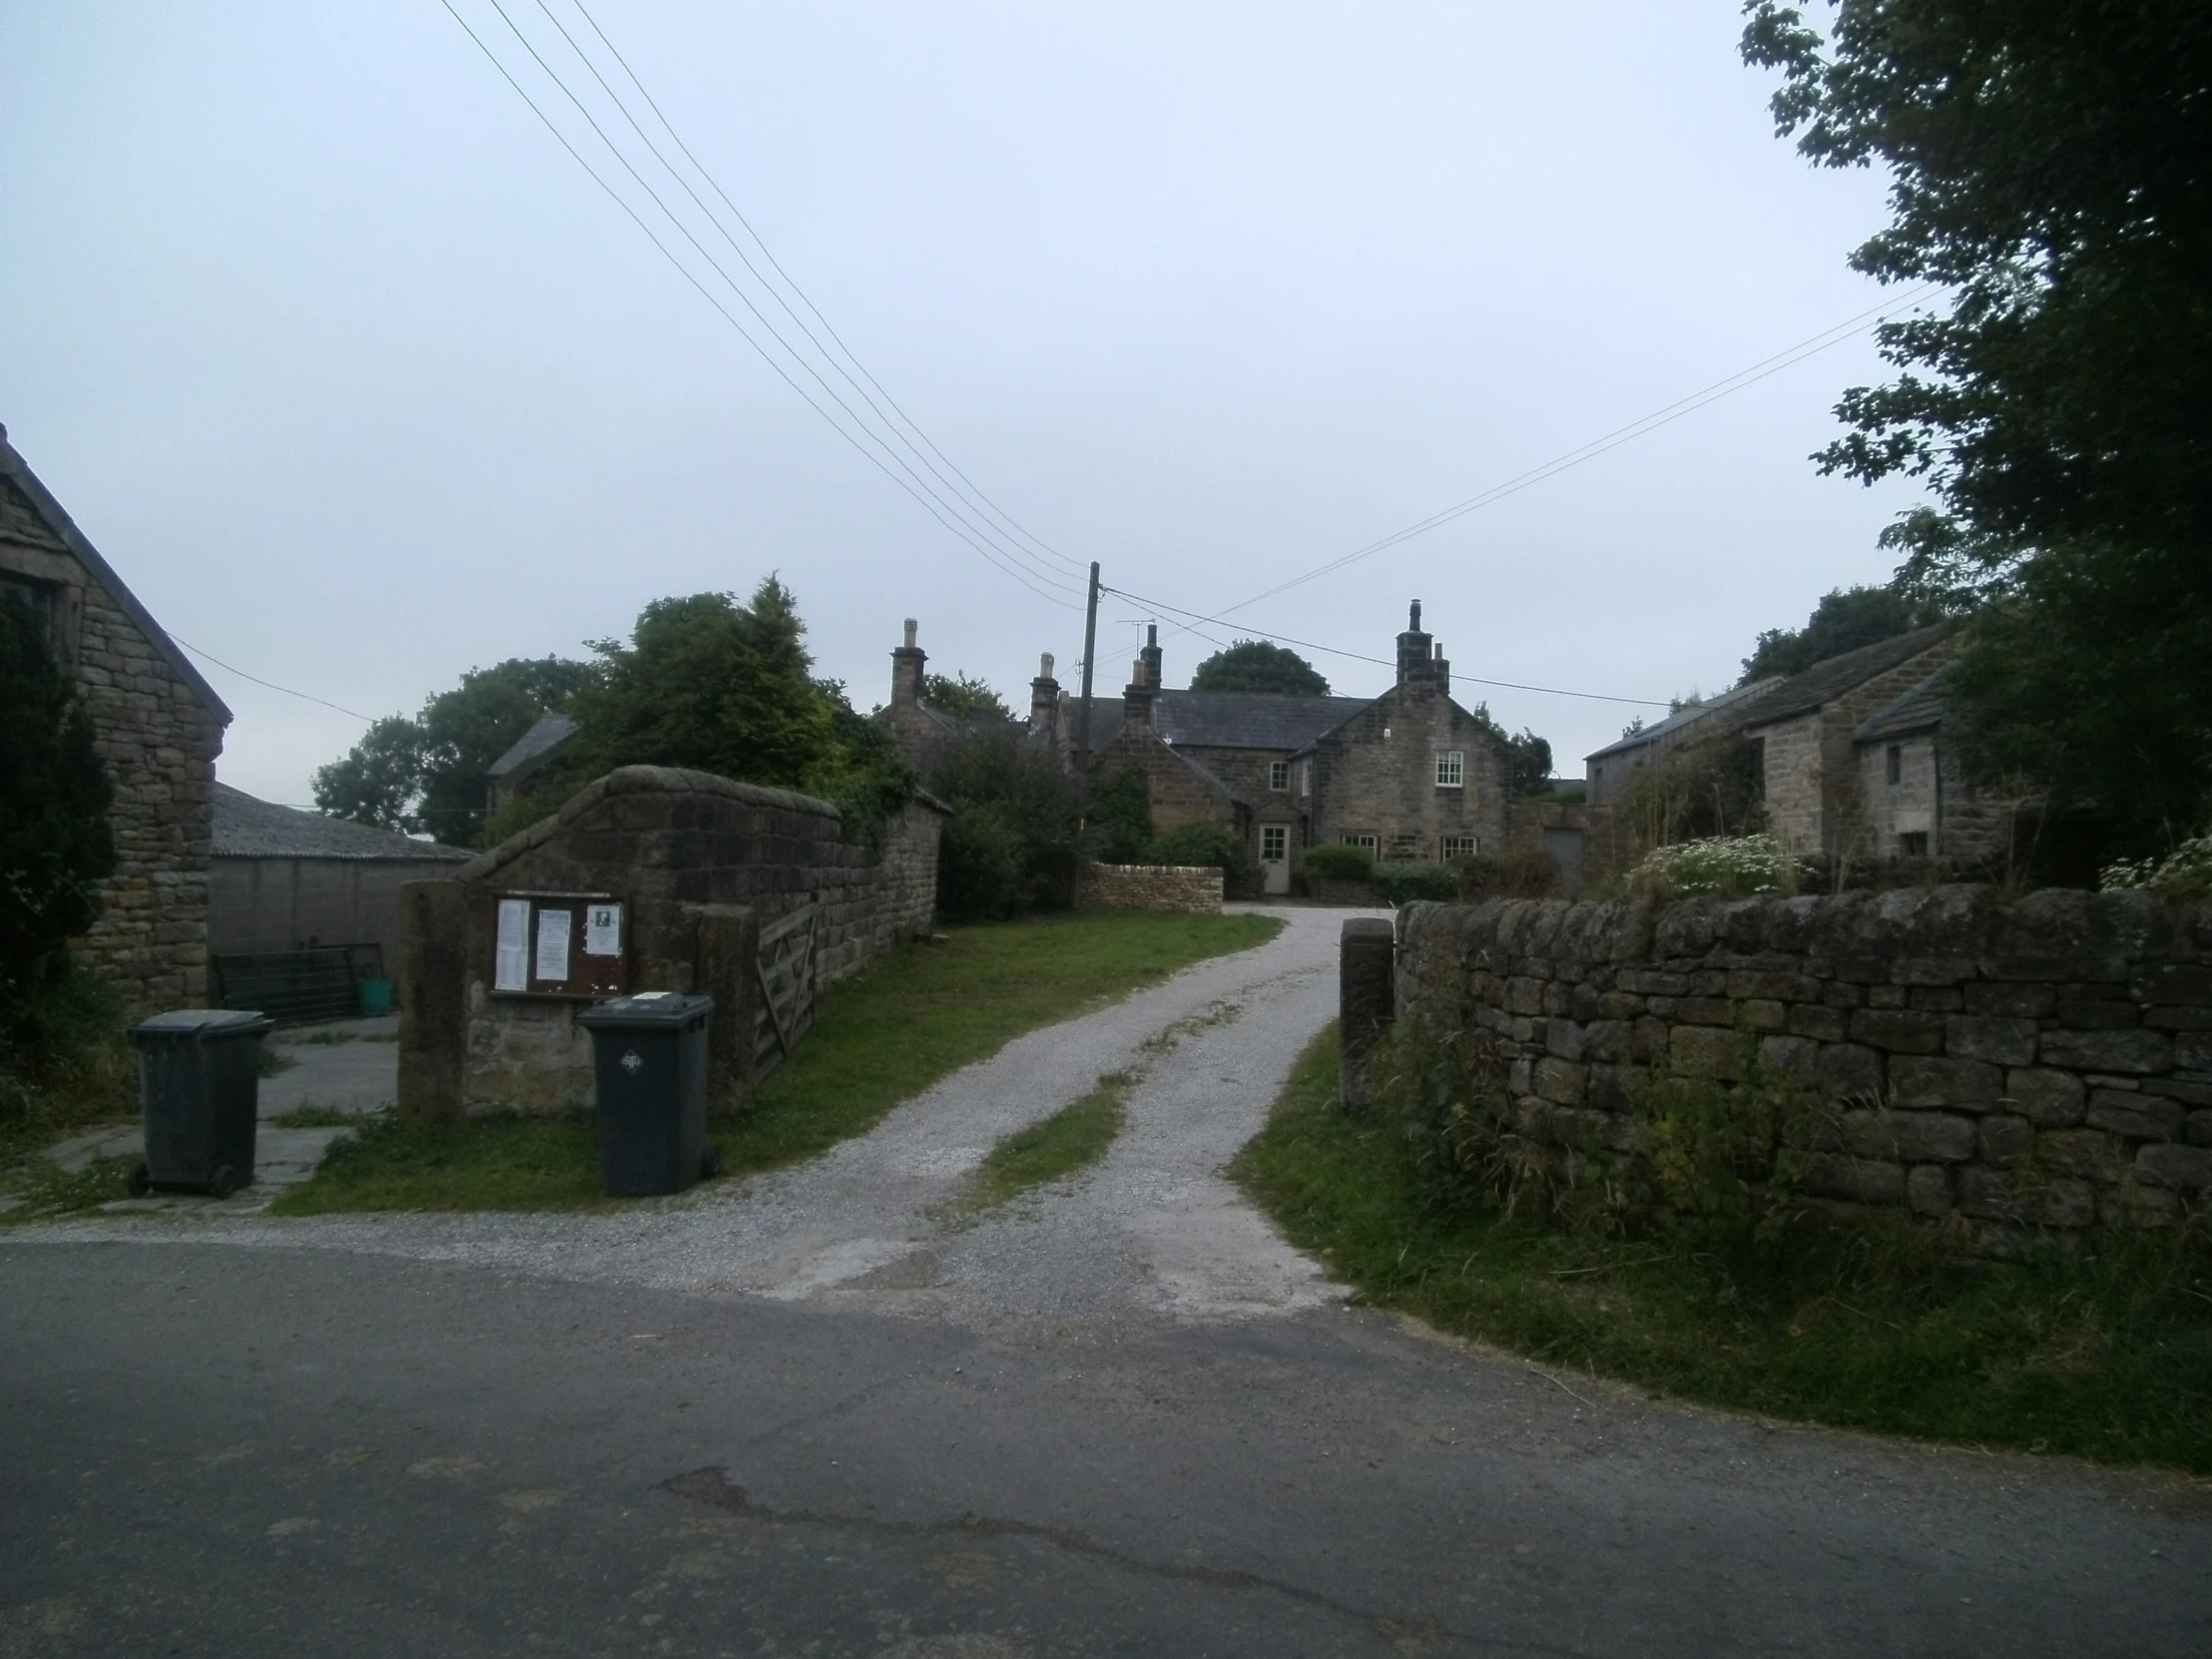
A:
1261;825;1291;894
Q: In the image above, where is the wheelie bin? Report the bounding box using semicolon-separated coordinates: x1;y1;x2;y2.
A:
127;1008;275;1197
576;992;717;1197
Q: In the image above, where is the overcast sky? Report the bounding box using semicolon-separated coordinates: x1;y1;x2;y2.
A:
3;1;1929;808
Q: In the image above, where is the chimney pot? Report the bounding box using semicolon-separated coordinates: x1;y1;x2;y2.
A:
1039;652;1055;679
902;618;918;649
1409;600;1421;631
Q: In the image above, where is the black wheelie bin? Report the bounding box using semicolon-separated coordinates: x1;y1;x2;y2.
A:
577;992;717;1197
128;1008;275;1197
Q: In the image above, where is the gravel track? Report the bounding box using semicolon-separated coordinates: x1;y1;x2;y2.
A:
38;905;1378;1337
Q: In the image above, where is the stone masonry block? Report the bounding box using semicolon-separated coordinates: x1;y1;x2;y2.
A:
2039;1028;2172;1075
1727;969;1821;1003
1943;1015;2039;1067
1975;1114;2033;1167
1579;1020;1632;1064
1956;1168;2097;1228
1889;1055;2003;1110
2036;1128;2127;1182
1891;1110;1979;1163
2054;998;2141;1031
2004;1068;2087;1127
1907;1163;1954;1216
1893;956;1976;987
1544;1020;1587;1061
1668;1025;1742;1082
1755;1034;1820;1082
1533;1058;1589;1106
2085;1091;2185;1142
1798;1153;1906;1207
2175;1031;2212;1071
2132;963;2212;1006
1674;997;1735;1027
2135;1143;2212;1192
1850;1009;1945;1053
1814;1042;1885;1099
1786;1003;1848;1043
2192;1110;2212;1147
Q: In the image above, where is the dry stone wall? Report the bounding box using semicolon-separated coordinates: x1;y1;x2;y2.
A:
1394;885;2212;1238
1077;863;1224;914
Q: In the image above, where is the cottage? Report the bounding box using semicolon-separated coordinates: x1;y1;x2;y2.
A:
0;426;231;1009
1850;665;2007;862
1583;676;1783;806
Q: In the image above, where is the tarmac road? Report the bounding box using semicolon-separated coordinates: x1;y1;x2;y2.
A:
3;907;2207;1657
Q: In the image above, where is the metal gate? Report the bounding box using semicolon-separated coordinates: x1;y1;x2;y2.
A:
753;904;820;1079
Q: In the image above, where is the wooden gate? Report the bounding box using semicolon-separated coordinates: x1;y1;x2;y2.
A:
753;904;820;1079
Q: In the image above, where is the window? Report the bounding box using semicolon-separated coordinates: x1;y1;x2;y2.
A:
1269;760;1289;792
0;573;53;636
1298;760;1313;797
1261;826;1288;862
1434;751;1464;789
1440;834;1478;861
1344;833;1379;853
1886;744;1903;786
1899;830;1930;858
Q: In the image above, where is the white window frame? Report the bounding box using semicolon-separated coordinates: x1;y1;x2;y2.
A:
1440;834;1478;861
1344;833;1379;853
1261;825;1289;862
1434;751;1464;789
1268;760;1290;792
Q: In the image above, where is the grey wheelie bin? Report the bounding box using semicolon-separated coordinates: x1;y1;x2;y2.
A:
577;993;717;1197
127;1008;275;1197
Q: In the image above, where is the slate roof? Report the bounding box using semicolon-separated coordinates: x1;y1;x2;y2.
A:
1069;690;1371;754
0;425;231;726
1854;667;1948;744
212;784;470;861
1584;677;1785;764
1740;624;1952;728
486;712;578;780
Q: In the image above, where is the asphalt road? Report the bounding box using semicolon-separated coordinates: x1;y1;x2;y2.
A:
5;909;2208;1657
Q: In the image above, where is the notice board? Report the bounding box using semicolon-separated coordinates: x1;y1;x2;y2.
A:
491;892;628;999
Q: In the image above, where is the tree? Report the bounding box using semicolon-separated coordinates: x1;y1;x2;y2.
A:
921;672;1009;720
1743;2;2212;851
1739;584;1936;684
1190;640;1330;696
925;723;1083;916
1506;730;1554;797
0;599;114;1025
314;656;595;844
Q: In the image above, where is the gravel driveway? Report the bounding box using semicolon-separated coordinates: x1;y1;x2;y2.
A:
50;903;1376;1335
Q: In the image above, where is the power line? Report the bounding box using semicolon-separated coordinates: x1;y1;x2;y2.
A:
441;0;1081;610
169;636;378;722
1104;585;1672;708
1165;284;1943;641
559;0;1090;583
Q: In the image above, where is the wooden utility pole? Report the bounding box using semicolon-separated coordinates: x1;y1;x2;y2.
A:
1074;561;1100;780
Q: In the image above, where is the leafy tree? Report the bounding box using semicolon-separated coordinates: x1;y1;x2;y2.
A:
566;579;839;789
0;599;114;1027
1506;730;1554;796
926;723;1082;916
314;655;595;844
1743;2;2212;851
1086;765;1154;864
1739;584;1936;684
1190;640;1330;696
921;672;1009;720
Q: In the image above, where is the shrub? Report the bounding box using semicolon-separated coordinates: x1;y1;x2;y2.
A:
2101;832;2212;902
1452;844;1560;900
1150;822;1260;898
1299;841;1376;882
1370;861;1459;904
928;722;1084;916
1085;766;1153;865
1629;833;1810;898
937;802;1030;918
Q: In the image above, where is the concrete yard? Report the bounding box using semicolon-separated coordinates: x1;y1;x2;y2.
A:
4;907;2207;1658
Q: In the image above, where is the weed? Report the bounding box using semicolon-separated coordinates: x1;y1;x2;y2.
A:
0;1155;136;1227
934;1072;1133;1227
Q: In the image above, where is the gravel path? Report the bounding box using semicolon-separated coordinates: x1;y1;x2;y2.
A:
43;905;1379;1337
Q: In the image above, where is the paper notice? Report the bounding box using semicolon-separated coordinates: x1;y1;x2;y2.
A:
584;902;622;957
535;907;572;983
494;898;530;992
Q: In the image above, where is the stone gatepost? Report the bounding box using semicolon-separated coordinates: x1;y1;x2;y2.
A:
396;878;467;1121
1339;917;1396;1113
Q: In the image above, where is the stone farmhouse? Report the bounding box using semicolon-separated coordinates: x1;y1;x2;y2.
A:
1;427;231;1009
886;603;1521;895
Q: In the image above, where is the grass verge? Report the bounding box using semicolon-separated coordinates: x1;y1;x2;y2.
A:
934;1072;1132;1228
266;1105;356;1129
0;1156;137;1227
273;909;1281;1216
1232;1024;2212;1472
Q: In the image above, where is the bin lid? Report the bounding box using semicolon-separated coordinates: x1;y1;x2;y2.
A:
130;1008;275;1039
577;991;713;1029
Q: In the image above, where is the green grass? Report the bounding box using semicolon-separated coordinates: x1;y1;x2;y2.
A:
258;1046;298;1077
1233;1024;2212;1472
272;909;1281;1215
0;1156;137;1227
935;1072;1132;1227
265;1105;356;1129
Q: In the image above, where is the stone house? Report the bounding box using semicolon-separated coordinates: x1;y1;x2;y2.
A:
1583;676;1784;807
1850;665;2008;862
1737;623;1954;857
879;618;1066;769
1061;604;1515;894
0;426;231;1009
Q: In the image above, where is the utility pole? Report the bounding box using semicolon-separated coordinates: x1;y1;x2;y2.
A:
1074;561;1100;781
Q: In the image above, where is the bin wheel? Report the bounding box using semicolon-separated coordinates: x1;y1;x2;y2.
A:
208;1165;239;1200
700;1145;722;1181
127;1162;152;1198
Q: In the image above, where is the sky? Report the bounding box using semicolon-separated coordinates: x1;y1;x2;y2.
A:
2;1;1932;809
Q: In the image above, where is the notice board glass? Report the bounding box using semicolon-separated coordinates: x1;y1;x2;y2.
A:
492;892;628;999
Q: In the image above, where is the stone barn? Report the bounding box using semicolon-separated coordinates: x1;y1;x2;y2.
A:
0;425;231;1009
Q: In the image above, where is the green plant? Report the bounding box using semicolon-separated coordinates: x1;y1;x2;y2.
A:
1298;841;1376;882
1086;765;1154;865
933;1072;1132;1227
1452;844;1560;900
929;722;1083;917
1369;862;1458;904
2100;832;2212;903
1189;640;1329;696
1629;833;1810;898
1148;822;1259;898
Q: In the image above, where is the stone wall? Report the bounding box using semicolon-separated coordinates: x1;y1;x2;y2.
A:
398;767;943;1116
1;455;228;1011
1077;863;1225;914
1393;885;2212;1239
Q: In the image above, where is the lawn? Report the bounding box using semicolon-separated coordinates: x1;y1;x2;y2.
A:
1233;1024;2212;1472
274;909;1280;1216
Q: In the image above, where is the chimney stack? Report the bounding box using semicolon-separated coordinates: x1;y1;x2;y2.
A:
890;617;926;708
1395;600;1437;690
1124;625;1162;728
1030;651;1061;741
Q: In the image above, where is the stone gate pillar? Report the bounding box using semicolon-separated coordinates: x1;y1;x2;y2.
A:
1339;916;1396;1113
